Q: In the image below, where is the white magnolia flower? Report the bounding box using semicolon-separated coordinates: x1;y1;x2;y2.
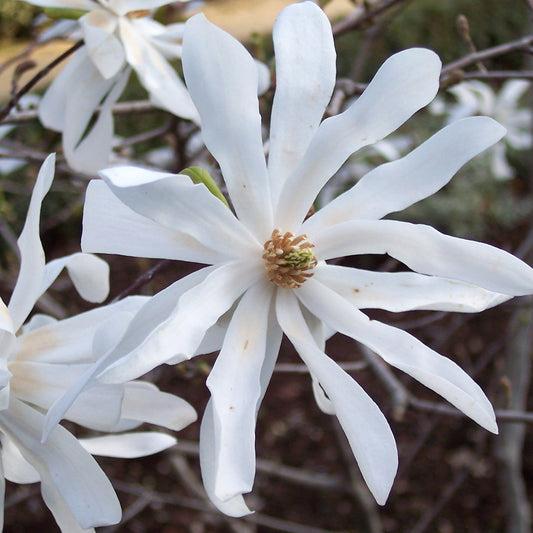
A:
78;2;533;516
24;0;198;173
431;79;532;179
0;154;197;532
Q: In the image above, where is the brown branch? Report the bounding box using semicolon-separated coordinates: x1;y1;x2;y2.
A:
110;259;171;303
0;39;84;123
332;0;413;37
441;34;533;82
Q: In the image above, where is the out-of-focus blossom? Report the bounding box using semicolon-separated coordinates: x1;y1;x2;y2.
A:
431;79;532;179
0;154;196;532
23;0;198;173
76;2;533;517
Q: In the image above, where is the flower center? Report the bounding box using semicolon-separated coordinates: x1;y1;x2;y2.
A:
262;229;317;289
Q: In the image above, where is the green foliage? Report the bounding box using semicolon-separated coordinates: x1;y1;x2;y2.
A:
0;1;39;40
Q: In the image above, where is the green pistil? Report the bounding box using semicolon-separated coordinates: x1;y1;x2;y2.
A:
281;248;315;269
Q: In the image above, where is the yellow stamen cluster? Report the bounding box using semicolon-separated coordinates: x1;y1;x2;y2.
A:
263;230;317;289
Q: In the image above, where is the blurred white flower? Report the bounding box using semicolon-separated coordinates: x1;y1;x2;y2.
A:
431;79;532;179
78;2;533;516
24;0;198;173
0;154;196;532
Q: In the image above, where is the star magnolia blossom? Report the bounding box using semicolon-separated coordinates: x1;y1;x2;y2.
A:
431;79;533;179
0;155;197;532
25;0;198;173
78;2;533;515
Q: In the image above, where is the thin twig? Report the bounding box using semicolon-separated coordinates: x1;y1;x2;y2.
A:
332;419;383;533
173;441;345;491
110;259;171;303
361;345;409;421
441;34;533;80
0;40;84;123
332;0;412;37
274;361;367;373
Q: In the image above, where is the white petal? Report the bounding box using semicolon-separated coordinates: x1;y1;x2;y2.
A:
110;0;171;15
276;48;442;231
118;18;198;121
268;2;336;203
207;282;273;501
315;264;510;313
0;457;3;529
0;298;13;335
8;154;55;330
276;289;398;505
99;261;262;383
9;361;124;430
80;432;176;458
39;50;88;132
0;398;121;528
15;296;146;364
182;14;273;240
297;279;498;432
119;381;197;431
82;179;226;264
313;219;533;296
2;433;40;483
63;65;129;173
199;400;253;517
41;253;109;304
99;167;260;257
79;9;125;79
304;117;505;233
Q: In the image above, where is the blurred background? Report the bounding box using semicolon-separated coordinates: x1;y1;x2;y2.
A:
1;1;533;532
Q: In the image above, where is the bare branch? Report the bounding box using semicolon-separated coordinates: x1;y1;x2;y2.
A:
0;40;84;123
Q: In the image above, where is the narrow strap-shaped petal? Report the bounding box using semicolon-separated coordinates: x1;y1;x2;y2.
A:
15;296;146;364
41;253;109;304
303;116;505;234
79;9;125;79
99;261;262;384
0;398;121;529
82;180;227;264
0;298;13;335
297;279;498;432
9;361;124;430
182;14;273;240
315;264;510;313
268;2;336;203
118;381;197;431
39;50;87;132
80;432;176;458
206;282;273;502
8;154;55;331
276;289;398;505
199;400;253;516
199;312;281;517
0;453;4;529
41;270;212;440
99;167;260;257
109;0;173;15
312;219;533;296
1;434;40;483
63;63;129;173
276;48;442;231
119;17;198;121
